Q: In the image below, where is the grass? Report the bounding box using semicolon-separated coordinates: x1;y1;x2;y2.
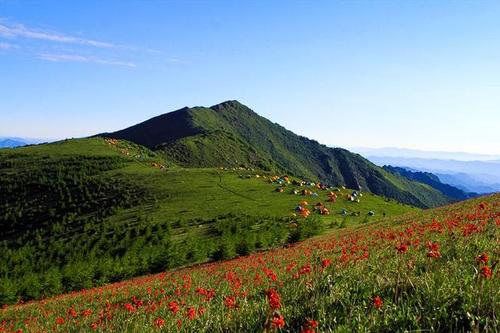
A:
1;193;498;332
107;100;452;208
0;138;415;304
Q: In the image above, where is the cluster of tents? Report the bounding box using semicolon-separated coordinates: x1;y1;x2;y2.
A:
294;200;331;217
295;201;311;217
327;191;338;203
103;138;132;157
346;190;363;203
151;162;166;170
222;166;256;172
234;173;380;219
265;175;380;219
104;138;119;145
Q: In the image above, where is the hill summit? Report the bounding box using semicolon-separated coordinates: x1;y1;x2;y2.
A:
102;100;451;208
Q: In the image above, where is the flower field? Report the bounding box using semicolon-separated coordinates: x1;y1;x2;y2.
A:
1;195;499;332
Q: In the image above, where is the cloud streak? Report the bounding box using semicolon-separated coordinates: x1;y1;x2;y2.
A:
37;53;136;67
0;22;116;48
0;19;177;68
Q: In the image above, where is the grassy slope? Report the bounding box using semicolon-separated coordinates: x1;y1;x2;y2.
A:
0;138;415;304
104;101;451;209
2;137;415;227
1;193;497;332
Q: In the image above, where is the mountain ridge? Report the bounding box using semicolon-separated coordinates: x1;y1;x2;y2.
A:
382;165;477;201
101;100;452;208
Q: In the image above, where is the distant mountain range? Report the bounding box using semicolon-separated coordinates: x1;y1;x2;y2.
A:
0;137;46;148
351;147;500;162
102;100;452;208
383;166;477;201
364;155;500;194
0;139;27;148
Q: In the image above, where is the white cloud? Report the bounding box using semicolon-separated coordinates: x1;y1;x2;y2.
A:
0;19;178;68
0;22;116;48
37;53;136;67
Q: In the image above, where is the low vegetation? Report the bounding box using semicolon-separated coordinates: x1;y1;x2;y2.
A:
1;194;498;332
0;138;413;304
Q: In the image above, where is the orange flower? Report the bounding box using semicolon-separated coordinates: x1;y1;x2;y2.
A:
481;266;492;279
373;296;383;309
154;317;165;329
396;244;408;254
224;296;237;309
81;309;92;317
67;307;78;318
271;314;286;328
427;250;441;258
267;289;281;310
186;307;196;320
168;301;179;314
124;303;136;313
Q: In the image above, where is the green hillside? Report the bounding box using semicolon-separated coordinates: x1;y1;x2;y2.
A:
103;100;451;208
0;138;416;304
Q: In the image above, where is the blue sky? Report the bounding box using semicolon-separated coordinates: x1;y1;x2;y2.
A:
1;0;499;154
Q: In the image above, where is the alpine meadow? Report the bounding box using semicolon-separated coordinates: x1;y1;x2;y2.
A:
0;1;499;333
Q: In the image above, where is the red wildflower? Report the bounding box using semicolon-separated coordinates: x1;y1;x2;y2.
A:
481;266;492;279
426;241;440;252
300;319;319;333
154;317;165;329
124;303;136;313
321;258;332;269
271;314;286;328
427;250;441;258
81;309;92;317
267;289;281;310
68;307;78;318
477;253;489;265
463;223;479;237
286;262;297;271
186;307;196;320
224;296;237;309
55;317;65;325
132;296;143;307
168;301;179;314
373;296;383;309
396;244;409;254
299;264;311;275
263;268;278;281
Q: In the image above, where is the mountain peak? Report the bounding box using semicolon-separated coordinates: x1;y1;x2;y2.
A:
100;102;452;208
210;100;245;111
